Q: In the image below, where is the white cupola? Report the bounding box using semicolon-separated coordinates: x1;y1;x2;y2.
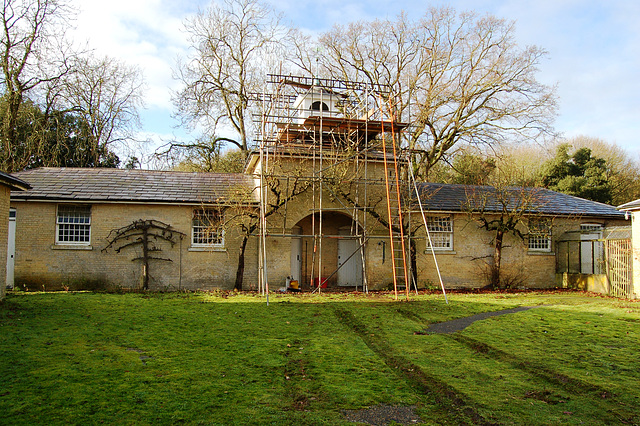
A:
292;88;341;124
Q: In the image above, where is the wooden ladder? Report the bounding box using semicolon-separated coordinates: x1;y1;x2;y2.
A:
380;96;409;300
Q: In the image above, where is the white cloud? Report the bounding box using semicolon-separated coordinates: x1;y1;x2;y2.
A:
66;0;640;159
69;0;200;109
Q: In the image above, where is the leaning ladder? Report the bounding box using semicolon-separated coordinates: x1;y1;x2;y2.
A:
380;97;410;300
408;156;448;304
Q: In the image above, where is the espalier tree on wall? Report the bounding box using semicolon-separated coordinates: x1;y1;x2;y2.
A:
103;220;185;290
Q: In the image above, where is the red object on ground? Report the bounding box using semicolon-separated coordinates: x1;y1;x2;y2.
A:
313;277;328;288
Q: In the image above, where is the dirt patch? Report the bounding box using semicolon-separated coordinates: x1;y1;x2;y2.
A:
523;389;568;405
343;404;423;425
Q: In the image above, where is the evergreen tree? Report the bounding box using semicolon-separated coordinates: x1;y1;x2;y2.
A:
542;144;611;204
0;97;120;170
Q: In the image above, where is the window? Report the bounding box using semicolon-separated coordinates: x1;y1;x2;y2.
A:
581;223;603;233
56;205;91;244
425;216;453;250
528;219;551;252
310;101;329;112
192;209;224;247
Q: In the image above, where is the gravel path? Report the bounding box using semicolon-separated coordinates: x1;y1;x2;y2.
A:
424;305;540;334
343;405;423;425
342;305;546;425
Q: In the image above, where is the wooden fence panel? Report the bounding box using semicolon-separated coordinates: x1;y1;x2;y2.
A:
605;239;632;298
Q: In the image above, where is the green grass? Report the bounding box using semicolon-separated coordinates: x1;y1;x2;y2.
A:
1;290;639;425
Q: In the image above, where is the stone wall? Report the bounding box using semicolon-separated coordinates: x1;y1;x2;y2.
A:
11;201;259;291
10;164;628;292
0;185;9;299
413;214;628;289
257;164;394;290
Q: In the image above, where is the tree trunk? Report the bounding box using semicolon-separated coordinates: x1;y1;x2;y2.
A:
409;237;418;291
2;92;22;172
142;226;149;290
492;229;504;289
234;234;249;291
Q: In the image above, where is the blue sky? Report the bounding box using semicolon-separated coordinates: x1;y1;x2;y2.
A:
70;0;640;162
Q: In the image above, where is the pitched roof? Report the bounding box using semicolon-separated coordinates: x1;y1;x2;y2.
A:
617;198;640;211
8;168;625;219
415;183;625;219
10;168;258;204
0;171;30;191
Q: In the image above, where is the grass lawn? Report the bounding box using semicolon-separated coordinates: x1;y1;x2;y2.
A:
0;290;639;425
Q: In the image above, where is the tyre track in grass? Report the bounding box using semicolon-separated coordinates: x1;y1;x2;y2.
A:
398;305;638;424
447;334;639;425
331;306;497;426
283;339;316;411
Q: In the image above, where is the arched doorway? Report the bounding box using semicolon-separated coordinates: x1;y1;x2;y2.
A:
290;212;364;288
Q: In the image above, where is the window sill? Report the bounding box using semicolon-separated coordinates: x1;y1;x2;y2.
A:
51;244;93;251
424;250;456;255
528;251;555;256
189;246;227;252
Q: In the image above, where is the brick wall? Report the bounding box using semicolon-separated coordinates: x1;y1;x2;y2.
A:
11;201;258;291
413;214;628;289
10;172;627;292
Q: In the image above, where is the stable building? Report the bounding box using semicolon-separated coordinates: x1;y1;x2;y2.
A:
7;75;631;295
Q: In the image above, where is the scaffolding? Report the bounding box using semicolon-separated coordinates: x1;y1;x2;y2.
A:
252;74;441;300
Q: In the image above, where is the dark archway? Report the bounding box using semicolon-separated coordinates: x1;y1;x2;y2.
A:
291;212;364;289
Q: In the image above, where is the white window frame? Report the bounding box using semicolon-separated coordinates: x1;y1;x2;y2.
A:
56;204;91;245
580;223;603;234
191;209;225;248
425;216;453;251
528;219;552;252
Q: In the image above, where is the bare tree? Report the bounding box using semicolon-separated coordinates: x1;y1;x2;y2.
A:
0;1;145;171
174;0;287;152
304;7;557;179
0;0;74;171
224;164;311;290
464;169;549;289
60;54;145;166
154;135;245;172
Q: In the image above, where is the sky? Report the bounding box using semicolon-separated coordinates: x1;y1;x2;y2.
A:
69;0;640;163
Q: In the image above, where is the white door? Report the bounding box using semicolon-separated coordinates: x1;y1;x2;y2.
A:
337;227;362;286
581;224;603;274
290;226;302;281
6;208;16;289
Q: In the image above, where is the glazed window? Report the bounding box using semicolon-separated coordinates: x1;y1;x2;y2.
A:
426;216;453;250
310;101;329;112
581;223;603;233
56;205;91;244
192;209;224;247
528;220;552;252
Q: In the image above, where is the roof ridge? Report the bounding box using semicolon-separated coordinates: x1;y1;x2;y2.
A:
15;167;248;177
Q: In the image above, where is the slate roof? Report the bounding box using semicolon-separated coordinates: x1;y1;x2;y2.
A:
617;198;640;211
8;168;624;219
10;168;258;204
0;171;30;191
415;183;625;219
